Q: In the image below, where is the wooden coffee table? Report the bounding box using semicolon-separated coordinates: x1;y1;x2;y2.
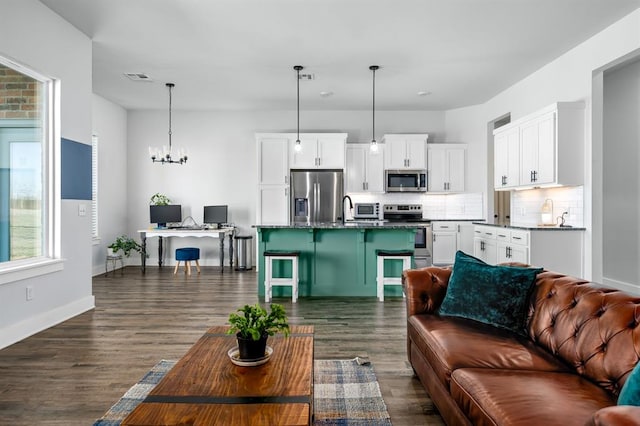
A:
122;325;314;425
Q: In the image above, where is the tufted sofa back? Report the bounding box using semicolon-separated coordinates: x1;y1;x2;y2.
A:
526;271;640;396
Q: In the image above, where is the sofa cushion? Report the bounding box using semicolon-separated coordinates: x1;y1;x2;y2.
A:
408;315;568;388
526;271;640;396
619;361;640;406
451;368;615;426
439;251;542;334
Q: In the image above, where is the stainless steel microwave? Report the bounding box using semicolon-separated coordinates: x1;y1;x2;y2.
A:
384;169;427;192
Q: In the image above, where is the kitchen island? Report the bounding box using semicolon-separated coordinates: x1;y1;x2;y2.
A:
255;223;418;298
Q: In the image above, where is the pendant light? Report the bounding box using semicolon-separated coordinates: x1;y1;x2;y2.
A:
294;65;303;152
369;65;379;152
149;83;187;164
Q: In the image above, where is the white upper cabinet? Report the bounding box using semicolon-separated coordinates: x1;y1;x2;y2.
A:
383;134;428;169
519;111;556;186
494;127;520;189
346;144;385;192
493;102;584;190
290;133;347;169
427;144;466;192
257;135;289;185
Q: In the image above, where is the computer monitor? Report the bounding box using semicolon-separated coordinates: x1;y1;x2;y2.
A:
150;205;182;228
203;205;228;227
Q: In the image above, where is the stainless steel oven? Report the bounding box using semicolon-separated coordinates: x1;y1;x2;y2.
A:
383;204;432;267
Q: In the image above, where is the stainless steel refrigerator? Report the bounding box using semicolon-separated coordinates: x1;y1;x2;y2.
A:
290;169;344;224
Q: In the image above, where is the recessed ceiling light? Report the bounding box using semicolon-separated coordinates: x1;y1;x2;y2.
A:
417;91;432;96
320;91;333;97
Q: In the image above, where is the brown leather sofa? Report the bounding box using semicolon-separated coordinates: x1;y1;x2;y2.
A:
403;266;640;426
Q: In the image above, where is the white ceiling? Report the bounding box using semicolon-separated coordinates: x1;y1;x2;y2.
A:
39;0;640;111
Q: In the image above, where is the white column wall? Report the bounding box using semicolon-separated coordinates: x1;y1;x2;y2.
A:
91;95;129;275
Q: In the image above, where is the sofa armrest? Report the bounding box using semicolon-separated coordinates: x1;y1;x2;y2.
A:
402;266;452;316
587;406;640;425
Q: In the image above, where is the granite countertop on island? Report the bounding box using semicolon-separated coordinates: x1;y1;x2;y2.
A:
472;221;586;231
254;221;420;229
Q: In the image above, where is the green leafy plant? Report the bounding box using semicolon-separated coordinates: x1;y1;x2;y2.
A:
108;235;144;257
227;303;290;340
150;193;171;206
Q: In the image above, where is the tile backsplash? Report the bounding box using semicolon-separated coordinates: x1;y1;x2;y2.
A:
347;191;484;220
510;186;584;227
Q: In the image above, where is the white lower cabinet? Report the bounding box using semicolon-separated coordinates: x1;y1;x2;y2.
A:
496;229;529;264
473;225;498;264
432;221;475;265
474;225;584;277
258;186;289;225
432;222;457;265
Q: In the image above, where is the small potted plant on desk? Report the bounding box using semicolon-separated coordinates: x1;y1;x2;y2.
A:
108;235;144;257
150;193;171;206
227;303;290;361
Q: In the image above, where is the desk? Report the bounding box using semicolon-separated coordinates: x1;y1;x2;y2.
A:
138;228;235;273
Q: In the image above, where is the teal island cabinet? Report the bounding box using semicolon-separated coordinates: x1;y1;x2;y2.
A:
255;223;418;298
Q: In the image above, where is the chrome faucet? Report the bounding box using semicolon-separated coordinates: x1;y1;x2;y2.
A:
342;195;353;224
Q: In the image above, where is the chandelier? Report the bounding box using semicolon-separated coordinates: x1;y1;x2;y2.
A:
149;83;187;164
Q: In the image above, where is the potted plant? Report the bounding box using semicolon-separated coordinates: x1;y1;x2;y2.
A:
227;303;290;360
108;235;144;257
150;193;171;206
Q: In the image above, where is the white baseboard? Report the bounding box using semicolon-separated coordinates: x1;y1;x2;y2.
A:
602;277;640;296
0;295;95;350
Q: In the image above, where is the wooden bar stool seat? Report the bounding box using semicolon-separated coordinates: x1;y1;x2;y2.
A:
175;247;201;275
264;250;300;303
376;249;413;302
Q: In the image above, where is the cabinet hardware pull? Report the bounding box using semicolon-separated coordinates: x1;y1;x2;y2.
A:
513;236;521;240
285;175;288;184
457;225;460;232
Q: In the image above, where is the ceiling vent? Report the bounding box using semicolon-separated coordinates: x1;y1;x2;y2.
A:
124;72;153;82
299;73;315;81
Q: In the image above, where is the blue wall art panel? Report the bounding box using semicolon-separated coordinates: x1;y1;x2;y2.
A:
61;138;91;200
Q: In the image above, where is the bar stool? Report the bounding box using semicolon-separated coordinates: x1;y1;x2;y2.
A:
376;249;413;302
105;252;124;276
264;250;300;303
175;247;201;275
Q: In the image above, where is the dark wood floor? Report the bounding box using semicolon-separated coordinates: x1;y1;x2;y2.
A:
0;266;444;425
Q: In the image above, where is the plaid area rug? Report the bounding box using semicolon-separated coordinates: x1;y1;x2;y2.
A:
94;359;391;426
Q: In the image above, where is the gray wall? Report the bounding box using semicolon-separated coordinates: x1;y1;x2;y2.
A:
603;59;640;287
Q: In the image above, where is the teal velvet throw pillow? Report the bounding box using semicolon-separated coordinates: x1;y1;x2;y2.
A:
439;251;542;335
618;361;640;406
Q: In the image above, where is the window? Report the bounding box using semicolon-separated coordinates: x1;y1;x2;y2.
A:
91;134;98;240
0;55;59;276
